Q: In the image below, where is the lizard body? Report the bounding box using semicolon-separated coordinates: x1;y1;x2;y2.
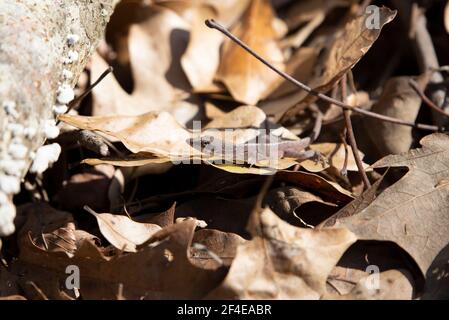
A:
188;135;320;165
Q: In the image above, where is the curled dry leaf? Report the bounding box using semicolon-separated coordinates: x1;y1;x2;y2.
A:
334;134;449;278
276;170;354;205
206;208;357;299
280;5;397;121
13;217;227;299
134;202;176;228
17;203;99;258
264;186;337;225
191;229;247;269
59;105;309;172
180;4;224;89
319;175;384;229
363;77;424;158
215;0;286;105
91;5;198;125
303;142;369;173
84;206;162;253
54;164;120;213
59;111;196;156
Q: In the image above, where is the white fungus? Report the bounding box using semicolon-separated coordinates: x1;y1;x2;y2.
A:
44;120;60;139
24;126;37;140
0;192;7;204
101;8;108;17
53;104;68;115
7;123;25;137
0;159;26;177
2;100;19;119
30;143;61;174
0;196;16;236
0;174;20;194
62;69;74;80
67;34;80;46
67;50;79;63
56;84;75;104
8;142;28;159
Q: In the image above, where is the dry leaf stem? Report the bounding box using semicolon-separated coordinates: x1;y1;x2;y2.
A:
409;79;449;119
205;19;440;132
341;74;371;189
59;67;113;124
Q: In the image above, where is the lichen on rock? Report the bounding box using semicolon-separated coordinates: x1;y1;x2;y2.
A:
0;0;118;236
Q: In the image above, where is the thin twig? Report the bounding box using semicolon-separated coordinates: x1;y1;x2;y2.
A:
307;104;323;143
56;67;113;125
409;79;449;119
340;130;349;177
205;19;441;132
68;66;113;112
341;74;371;189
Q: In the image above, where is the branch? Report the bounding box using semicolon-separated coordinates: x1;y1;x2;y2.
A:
205;19;440;132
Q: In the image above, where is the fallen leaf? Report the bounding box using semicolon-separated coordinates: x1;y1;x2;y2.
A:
363;77;424;158
276;170;354;205
334;133;449;276
84;206;162;253
281;5;397;121
303;142;369;173
18;203;99;258
91;5;199;125
60;106;310;171
134;203;176;228
54;164;120;213
180;4;224;89
13;215;227;299
267;47;320;100
207;208;357;299
319;175;384;228
215;0;285;105
191;229;246;268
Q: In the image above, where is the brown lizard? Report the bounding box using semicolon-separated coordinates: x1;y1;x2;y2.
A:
188;135;321;165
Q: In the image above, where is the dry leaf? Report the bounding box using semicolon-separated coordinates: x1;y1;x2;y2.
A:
85;207;162;253
276;170;354;205
180;4;224;89
191;229;247;268
303;142;369;173
215;0;285;105
207;208;357;299
363;77;423;158
91;5;198;125
54;164;120;213
281;5;397;121
319;175;384;228
14;216;226;299
334;133;449;276
60;106;310;171
18;203;99;258
264;186;338;226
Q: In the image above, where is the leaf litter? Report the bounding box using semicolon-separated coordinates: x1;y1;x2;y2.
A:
2;0;449;300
